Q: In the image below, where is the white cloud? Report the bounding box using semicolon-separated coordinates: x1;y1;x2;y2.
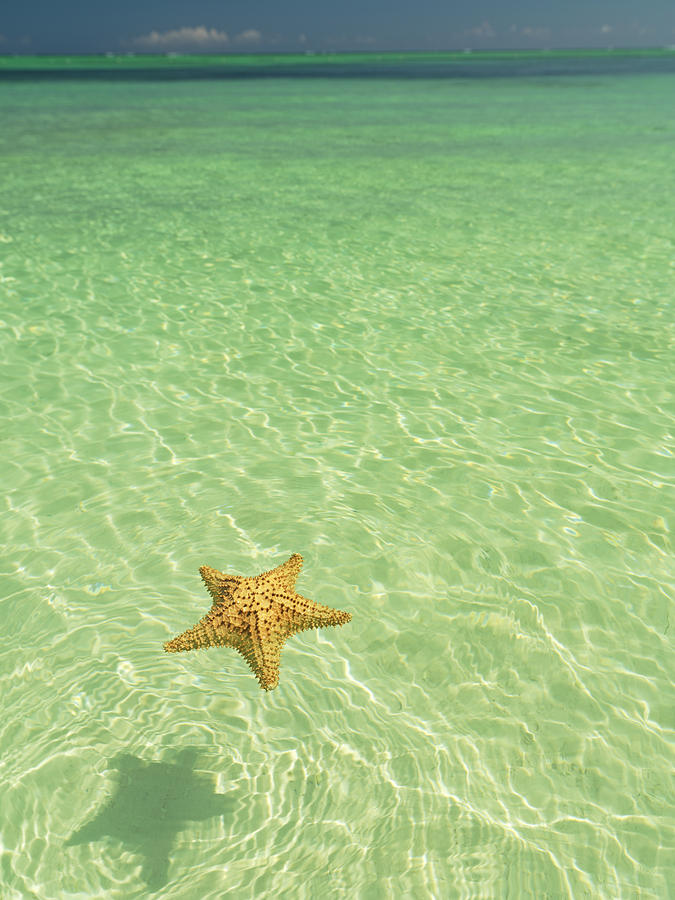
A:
131;26;230;51
234;29;262;44
506;23;553;42
522;26;552;41
469;21;495;39
600;24;612;34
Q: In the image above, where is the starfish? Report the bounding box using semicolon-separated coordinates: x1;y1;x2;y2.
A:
164;553;351;690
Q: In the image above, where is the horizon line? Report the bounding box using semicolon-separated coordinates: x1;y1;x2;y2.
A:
2;45;675;58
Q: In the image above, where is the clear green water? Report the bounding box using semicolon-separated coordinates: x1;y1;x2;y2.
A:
1;60;674;899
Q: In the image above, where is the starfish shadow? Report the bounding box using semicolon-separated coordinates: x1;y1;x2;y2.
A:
66;748;236;892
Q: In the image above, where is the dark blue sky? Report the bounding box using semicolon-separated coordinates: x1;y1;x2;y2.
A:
1;0;674;54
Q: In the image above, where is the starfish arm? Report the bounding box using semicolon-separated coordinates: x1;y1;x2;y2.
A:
236;623;283;691
199;565;243;605
163;609;245;653
285;594;352;635
263;553;303;591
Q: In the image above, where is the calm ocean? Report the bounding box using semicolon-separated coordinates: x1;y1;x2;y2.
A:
1;51;673;898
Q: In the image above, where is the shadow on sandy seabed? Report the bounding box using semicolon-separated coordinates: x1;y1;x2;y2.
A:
66;748;235;892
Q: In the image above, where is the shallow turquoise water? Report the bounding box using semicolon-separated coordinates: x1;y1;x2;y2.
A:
1;63;674;898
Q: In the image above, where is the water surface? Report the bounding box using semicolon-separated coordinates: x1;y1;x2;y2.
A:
1;55;674;898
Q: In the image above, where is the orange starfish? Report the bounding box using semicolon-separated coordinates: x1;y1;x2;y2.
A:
164;554;351;690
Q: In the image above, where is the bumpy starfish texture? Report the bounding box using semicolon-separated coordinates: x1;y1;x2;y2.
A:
164;553;351;690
